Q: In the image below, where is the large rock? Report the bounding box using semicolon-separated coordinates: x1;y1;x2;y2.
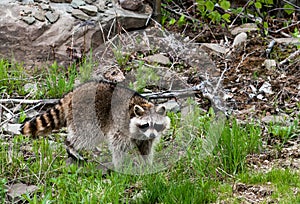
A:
0;0;153;68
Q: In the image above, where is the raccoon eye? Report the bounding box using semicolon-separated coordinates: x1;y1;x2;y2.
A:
154;124;164;132
138;123;150;131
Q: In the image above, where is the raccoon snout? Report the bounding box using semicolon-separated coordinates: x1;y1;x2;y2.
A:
149;133;156;139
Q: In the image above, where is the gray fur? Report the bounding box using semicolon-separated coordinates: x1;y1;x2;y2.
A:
65;81;170;170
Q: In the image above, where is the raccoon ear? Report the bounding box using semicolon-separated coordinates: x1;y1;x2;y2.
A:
134;105;145;116
156;105;166;115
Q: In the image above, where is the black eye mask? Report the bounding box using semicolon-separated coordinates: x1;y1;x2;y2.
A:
138;123;150;132
154;124;164;132
138;123;165;132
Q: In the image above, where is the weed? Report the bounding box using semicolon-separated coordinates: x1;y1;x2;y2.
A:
41;62;76;98
113;48;130;68
189;109;261;176
0;59;28;96
238;168;300;201
129;61;160;93
292;27;299;38
139;174;217;203
268;119;299;146
18;110;27;123
215;119;261;174
196;0;231;24
283;3;295;15
79;50;94;83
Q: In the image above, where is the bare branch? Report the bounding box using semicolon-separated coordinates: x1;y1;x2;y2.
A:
279;49;300;66
0;99;58;104
161;3;202;25
142;85;203;99
0;102;43;127
272;21;300;33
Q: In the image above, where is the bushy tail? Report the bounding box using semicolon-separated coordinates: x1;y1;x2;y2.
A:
20;99;67;137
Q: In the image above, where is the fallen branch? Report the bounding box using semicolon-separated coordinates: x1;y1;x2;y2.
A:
161;3;202;25
272;21;300;34
0;102;43;127
279;49;300;66
142;85;203;99
0;99;58;104
143;82;228;114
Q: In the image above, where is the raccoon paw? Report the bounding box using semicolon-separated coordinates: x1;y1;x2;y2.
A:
66;146;87;162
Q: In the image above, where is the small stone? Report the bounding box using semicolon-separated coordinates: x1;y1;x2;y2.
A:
144;54;170;65
96;1;106;12
33;9;45;21
45;11;60;23
162;100;180;113
40;3;51;10
71;0;86;9
66;6;73;13
230;23;258;35
24;83;38;93
263;59;276;69
22;16;36;25
84;0;94;4
50;0;72;2
21;0;34;4
200;43;227;54
79;5;98;16
2;123;22;135
24;109;40;118
119;0;144;11
262;115;287;124
7;183;38;199
257;94;265;100
72;9;90;20
232;32;247;48
22;8;33;15
258;81;273;95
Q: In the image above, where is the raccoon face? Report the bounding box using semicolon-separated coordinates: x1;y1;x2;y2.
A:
129;104;170;140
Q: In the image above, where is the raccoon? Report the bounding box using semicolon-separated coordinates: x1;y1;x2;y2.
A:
21;80;170;170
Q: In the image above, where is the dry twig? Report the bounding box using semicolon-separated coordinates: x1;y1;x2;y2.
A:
279;49;300;66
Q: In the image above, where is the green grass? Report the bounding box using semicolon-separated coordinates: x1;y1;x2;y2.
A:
78;51;94;83
129;61;160;93
268;119;299;146
215;119;262;174
238;169;300;202
42;62;77;98
0;59;77;99
1;109;300;203
0;59;29;96
113;48;130;68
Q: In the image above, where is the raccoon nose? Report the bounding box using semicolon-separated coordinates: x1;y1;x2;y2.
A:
149;133;156;139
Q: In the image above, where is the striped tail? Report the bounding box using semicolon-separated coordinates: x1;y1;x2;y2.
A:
20;99;67;137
